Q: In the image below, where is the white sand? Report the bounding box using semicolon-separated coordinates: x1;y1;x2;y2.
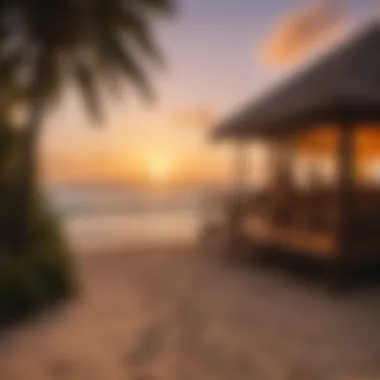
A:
1;243;380;380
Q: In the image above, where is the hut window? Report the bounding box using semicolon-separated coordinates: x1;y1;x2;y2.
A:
354;126;380;188
294;125;339;190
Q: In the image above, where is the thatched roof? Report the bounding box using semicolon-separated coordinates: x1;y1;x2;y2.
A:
212;21;380;140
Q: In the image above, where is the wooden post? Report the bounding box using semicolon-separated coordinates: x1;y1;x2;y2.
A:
336;124;355;261
269;135;294;225
233;139;248;196
230;139;248;217
278;135;294;191
227;139;248;252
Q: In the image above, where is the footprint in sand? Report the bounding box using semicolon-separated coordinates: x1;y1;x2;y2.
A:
124;323;164;367
49;359;82;379
134;375;156;380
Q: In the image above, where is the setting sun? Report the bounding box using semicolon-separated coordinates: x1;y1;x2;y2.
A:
148;156;173;183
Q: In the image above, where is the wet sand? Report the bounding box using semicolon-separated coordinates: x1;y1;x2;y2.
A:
2;244;380;380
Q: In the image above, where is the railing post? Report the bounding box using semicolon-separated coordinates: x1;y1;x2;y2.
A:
336;124;355;261
269;135;294;225
233;139;248;197
227;139;248;251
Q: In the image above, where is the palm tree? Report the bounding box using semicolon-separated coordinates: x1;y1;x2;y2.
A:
0;0;174;249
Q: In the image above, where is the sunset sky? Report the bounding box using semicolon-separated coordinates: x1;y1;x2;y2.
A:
40;0;379;187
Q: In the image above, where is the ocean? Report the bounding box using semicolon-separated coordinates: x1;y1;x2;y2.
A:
47;186;216;253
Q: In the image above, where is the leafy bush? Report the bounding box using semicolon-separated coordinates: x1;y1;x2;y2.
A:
0;199;76;327
0;122;75;326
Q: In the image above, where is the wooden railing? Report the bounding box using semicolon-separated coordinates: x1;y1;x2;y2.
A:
221;186;380;236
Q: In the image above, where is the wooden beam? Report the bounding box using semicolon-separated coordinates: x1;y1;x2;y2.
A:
269;135;294;224
227;140;248;246
336;124;355;259
233;139;248;195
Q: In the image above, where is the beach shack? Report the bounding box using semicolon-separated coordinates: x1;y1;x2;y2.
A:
211;21;380;267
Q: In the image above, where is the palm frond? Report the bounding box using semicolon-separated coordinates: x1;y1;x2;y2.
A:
137;0;175;14
103;34;154;102
99;64;123;99
29;50;62;105
0;0;174;124
121;10;164;67
0;54;21;87
73;60;102;122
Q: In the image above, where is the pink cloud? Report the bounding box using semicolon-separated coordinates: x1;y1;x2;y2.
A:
171;105;218;128
260;0;348;67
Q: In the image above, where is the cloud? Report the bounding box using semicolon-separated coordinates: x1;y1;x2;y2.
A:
171;105;218;128
260;0;348;67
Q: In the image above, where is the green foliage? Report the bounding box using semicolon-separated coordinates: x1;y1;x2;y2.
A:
0;125;75;327
0;83;76;328
0;0;175;120
0;201;76;326
0;123;18;178
0;0;176;326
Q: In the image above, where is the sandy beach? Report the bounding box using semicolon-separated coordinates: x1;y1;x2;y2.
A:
2;243;380;380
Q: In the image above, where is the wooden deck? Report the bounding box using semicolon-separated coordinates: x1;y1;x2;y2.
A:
243;216;337;259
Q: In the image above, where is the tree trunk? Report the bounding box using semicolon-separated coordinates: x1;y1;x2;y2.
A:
10;97;44;251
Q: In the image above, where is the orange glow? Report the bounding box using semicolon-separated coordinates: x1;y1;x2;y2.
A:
261;0;346;67
147;155;173;184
